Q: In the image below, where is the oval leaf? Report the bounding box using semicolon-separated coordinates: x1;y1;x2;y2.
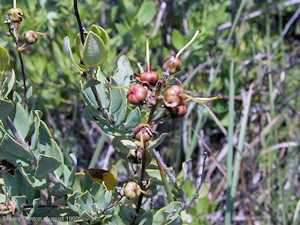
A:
82;31;108;67
90;25;110;47
124;107;141;128
0;46;10;73
198;183;210;199
34;154;61;179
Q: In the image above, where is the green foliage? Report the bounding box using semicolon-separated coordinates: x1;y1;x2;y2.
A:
0;0;299;224
0;46;10;75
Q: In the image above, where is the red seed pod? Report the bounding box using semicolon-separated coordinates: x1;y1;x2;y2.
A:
8;8;23;22
164;85;185;105
170;104;187;117
162;55;182;74
124;182;141;199
127;84;147;104
134;123;153;142
24;30;38;44
140;71;159;84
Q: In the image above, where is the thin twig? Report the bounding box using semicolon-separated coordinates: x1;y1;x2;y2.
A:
185;151;208;209
152;149;190;205
132;144;147;225
10;31;27;106
74;0;85;44
260;142;299;155
5;117;30;150
5;117;36;165
152;2;167;37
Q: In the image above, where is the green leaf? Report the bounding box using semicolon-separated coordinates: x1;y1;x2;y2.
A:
113;55;133;88
90;182;113;211
171;29;185;51
136;1;157;26
198;183;210;199
37;121;52;155
2;172;21;196
95;67;108;84
109;78;123;114
113;92;127;126
90;25;110;47
67;191;81;212
12;103;30;140
28;198;41;218
18;165;47;188
0;46;10;73
34;154;61;179
148;133;168;150
137;210;154;225
0;194;6;203
82;31;108;67
0;100;14;121
50;182;73;195
72;172;93;192
51;140;64;177
84;106;128;136
30;112;41;150
12;196;27;212
2;69;15;99
0;134;33;166
76;191;95;214
83;79;109;109
63;36;83;71
124;107;141;128
112;136;136;155
153;201;183;225
74;33;84;59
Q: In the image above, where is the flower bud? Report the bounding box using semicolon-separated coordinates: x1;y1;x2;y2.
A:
8;8;23;22
134;123;153;142
127;84;147;104
124;182;141;199
162;55;182;74
24;30;38;44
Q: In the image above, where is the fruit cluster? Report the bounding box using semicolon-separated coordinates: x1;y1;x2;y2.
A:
123;30;222;168
5;7;50;51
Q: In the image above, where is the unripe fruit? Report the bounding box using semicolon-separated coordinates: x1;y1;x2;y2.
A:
8;8;23;22
170;104;187;117
164;85;184;104
140;71;159;84
124;182;141;199
163;55;182;74
24;30;38;44
127;149;143;164
127;84;147;104
134;123;153;142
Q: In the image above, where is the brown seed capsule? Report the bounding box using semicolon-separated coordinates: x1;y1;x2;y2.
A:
127;84;147;104
24;30;38;44
124;182;141;199
8;8;23;22
140;71;159;84
134;123;153;142
170;104;187;117
164;85;185;105
162;55;182;74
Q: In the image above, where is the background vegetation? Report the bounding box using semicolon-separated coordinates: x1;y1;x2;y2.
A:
1;0;300;224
